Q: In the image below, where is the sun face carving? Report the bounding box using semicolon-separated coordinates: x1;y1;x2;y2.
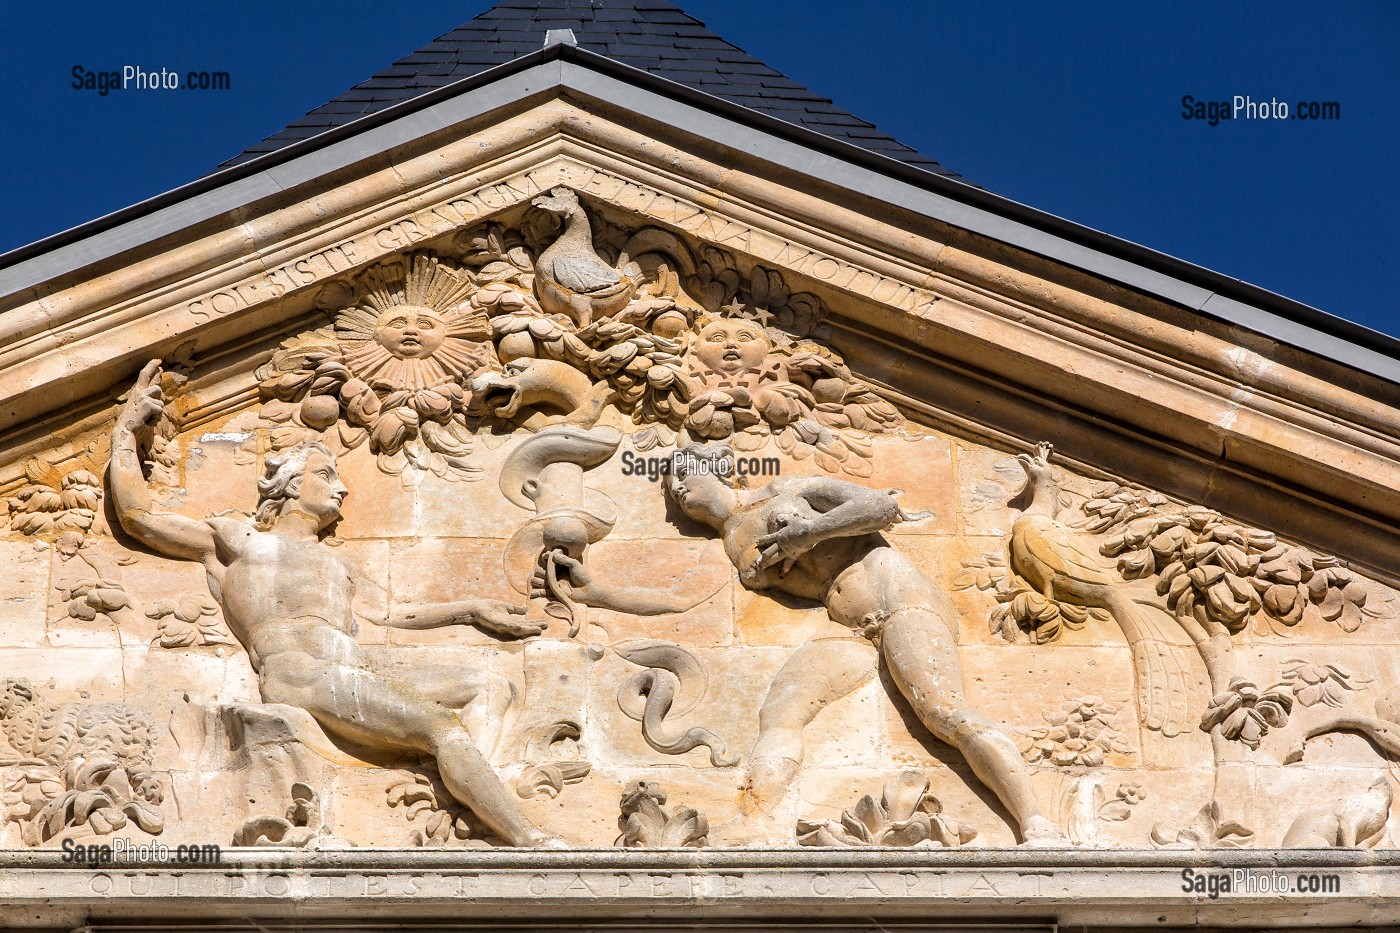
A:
255;252;504;484
375;307;447;359
253;219;904;483
334;255;496;392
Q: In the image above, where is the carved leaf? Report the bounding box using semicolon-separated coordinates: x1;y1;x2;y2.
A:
1098;800;1132;822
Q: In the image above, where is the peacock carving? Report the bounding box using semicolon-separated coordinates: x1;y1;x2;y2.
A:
1007;443;1197;737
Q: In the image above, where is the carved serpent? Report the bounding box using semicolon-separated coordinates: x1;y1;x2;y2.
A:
614;640;739;767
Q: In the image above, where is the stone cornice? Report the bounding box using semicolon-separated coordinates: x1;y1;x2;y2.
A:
0;849;1394;929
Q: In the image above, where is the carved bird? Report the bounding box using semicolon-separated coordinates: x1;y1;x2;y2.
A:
1008;443;1195;737
530;187;637;327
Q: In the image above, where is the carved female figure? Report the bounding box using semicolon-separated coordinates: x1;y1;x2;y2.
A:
550;444;1063;844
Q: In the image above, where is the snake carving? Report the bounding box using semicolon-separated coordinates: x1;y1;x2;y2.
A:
614;640;739;767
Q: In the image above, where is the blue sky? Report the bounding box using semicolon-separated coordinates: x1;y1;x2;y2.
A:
2;2;1397;338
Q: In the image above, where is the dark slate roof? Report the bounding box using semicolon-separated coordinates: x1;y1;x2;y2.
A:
218;0;962;178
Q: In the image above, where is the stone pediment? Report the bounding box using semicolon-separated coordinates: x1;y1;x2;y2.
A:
2;44;1400;927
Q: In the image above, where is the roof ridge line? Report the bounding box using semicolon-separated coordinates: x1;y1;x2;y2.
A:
217;0;958;178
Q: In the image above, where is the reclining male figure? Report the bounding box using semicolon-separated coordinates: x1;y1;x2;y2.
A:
110;362;563;848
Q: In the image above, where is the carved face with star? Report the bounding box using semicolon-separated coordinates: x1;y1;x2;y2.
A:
694;318;771;376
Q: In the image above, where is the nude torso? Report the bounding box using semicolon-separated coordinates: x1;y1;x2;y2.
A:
203;518;359;671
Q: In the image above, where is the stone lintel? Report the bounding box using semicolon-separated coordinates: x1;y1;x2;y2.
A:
0;850;1393;929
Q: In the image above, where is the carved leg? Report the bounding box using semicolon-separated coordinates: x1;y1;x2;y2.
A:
260;658;561;848
879;609;1060;845
739;638;877;818
411;664;517;758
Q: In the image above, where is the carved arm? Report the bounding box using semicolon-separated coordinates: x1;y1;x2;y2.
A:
381;599;545;639
530;550;726;616
108;361;216;563
752;478;904;572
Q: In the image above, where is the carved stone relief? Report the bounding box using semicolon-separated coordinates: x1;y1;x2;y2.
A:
0;680;164;846
250;187;902;489
615;780;709;848
1;188;1398;857
796;771;976;848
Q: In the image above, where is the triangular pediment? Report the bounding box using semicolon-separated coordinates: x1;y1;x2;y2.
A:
3;38;1400;900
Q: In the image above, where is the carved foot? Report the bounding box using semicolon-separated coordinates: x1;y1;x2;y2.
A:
521;830;570;849
1018;815;1068;847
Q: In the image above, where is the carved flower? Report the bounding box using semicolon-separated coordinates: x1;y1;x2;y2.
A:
1306;560;1374;633
411;386;458;423
1199;678;1293;750
1117;783;1147;806
340;378;381;425
796;771;975;848
980;581;1098;645
1281;660;1371;708
616;781;709;848
146;595;233;649
1020;696;1131;770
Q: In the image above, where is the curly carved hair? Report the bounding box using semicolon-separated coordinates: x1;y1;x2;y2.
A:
254;441;337;530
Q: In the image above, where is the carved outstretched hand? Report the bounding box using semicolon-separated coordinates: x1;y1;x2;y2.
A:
118;360;165;432
754;522;819;575
1017;441;1054;468
459;599;546;639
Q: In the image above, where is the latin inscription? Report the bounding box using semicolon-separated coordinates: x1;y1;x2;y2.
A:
181;161;938;323
56;868;1070;901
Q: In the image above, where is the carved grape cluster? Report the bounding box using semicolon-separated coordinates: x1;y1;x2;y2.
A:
953;554;1106;644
